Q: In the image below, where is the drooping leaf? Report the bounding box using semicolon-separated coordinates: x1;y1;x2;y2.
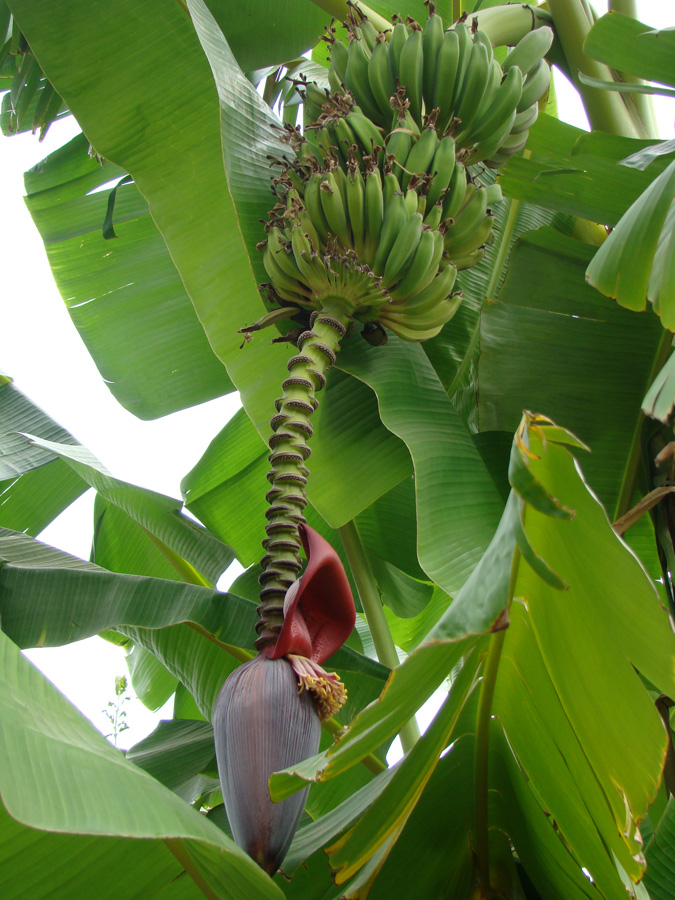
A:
586;159;675;327
0;379;87;534
0;629;284;899
23;134;234;418
125;641;178;712
126;719;219;804
0;527;257;652
21;433;234;584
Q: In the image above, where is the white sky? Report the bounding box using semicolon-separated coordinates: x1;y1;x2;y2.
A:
0;0;672;752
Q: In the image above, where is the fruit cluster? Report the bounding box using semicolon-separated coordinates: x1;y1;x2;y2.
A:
259;9;552;344
325;9;553;167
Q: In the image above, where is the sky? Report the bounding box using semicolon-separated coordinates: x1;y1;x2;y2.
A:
0;0;673;753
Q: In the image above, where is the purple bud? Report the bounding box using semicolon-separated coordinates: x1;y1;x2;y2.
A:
213;654;321;874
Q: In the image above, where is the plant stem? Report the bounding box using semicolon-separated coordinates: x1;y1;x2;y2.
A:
608;0;658;138
613;328;674;521
306;0;391;32
257;305;351;650
547;0;639;137
338;519;421;754
446;195;521;400
473;546;518;894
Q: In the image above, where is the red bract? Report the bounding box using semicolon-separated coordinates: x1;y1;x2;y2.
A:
267;523;356;664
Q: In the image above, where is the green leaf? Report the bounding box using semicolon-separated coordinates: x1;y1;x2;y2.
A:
480;227;663;517
0;629;284;899
642;348;675;423
586;159;675;327
645;797;675;900
577;72;675;97
585;13;675;89
0;527;257;652
10;0;260;416
326;649;479;885
0;380;87;534
23;434;234;584
499;114;670;226
125;641;178;712
23;134;234;420
126;719;218;804
339;334;504;595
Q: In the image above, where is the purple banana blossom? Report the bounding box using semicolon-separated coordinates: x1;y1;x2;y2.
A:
213;525;356;874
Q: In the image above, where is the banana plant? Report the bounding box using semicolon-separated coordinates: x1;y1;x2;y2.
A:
2;0;675;898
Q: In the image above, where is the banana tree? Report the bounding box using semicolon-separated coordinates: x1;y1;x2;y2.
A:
2;0;675;898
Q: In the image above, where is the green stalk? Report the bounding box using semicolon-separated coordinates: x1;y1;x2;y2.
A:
452;0;462;24
338;519;421;754
608;0;658;138
547;0;639;137
446;195;521;400
306;0;391;32
473;545;519;894
257;304;352;650
613;328;674;521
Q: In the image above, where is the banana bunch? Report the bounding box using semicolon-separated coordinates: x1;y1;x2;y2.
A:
327;7;553;168
261;110;503;343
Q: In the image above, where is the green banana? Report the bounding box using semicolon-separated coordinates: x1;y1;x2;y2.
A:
363;166;384;266
405;188;419;217
291;227;323;288
502;26;554;77
320;171;351;247
388;21;409;86
401;125;439;190
422;12;445;113
454;39;491;139
445;211;494;259
509;102;539;134
331;117;357;165
485;183;503;207
356;19;378;54
304;173;330;244
345;38;381;123
373;191;409;276
330;39;349;84
423;201;444;229
452;21;474;111
466;107;517;165
450;248;485;269
368;37;396;126
347;168;366;257
390;227;443;301
444;186;488;249
383;171;400;209
398;26;424;127
345;109;385;157
498;128;530;153
426;134;456;209
463;64;523;145
432;29;460;133
386;121;413;181
392;261;458;316
263;239;310;297
441;163;468;221
382;211;424;287
517;58;551;113
266;227;304;281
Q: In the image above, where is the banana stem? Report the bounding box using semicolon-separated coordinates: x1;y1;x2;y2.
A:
546;0;639;137
338;519;421;754
306;0;391;33
256;305;351;650
473;544;519;894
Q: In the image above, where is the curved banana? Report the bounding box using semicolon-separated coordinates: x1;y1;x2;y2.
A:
363;166;384;266
388;21;408;85
454;39;491;139
368;37;396;127
502;26;554;76
433;28;460;133
426;134;457;209
401;125;439;190
383;211;424;287
398;26;424;127
345;38;380;123
346;168;366;257
320;171;351;247
373;190;409;276
442;163;468;221
517;58;551;113
422;12;445;114
390;227;444;301
330;39;349;85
